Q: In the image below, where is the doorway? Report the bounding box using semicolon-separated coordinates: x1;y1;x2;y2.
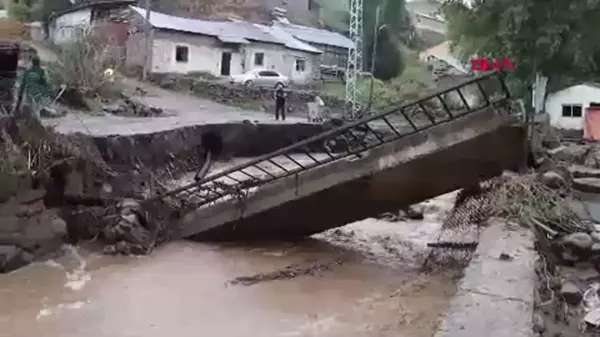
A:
221;52;231;76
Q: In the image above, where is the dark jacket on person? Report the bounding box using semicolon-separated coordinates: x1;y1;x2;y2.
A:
274;88;286;102
21;65;48;102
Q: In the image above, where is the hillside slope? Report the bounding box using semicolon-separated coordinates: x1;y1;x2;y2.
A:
150;0;318;26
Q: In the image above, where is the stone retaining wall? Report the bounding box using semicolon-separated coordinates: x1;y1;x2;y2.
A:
90;122;330;169
147;72;346;116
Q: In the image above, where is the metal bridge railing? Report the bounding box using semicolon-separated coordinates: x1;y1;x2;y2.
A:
153;71;511;210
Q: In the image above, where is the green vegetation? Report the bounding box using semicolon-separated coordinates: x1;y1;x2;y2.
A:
7;0;36;21
320;47;433;110
7;0;71;22
441;0;600;96
316;0;434;109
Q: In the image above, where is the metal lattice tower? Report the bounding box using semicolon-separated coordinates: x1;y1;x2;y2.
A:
345;0;364;120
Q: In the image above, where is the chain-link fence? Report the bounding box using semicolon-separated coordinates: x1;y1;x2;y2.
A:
422;183;496;272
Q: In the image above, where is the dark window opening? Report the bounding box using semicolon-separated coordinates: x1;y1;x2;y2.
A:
562;104;583;117
295;59;306;72
254;52;264;66
175;45;189;63
258;70;279;77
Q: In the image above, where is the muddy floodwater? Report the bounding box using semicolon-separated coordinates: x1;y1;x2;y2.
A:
0;194;459;337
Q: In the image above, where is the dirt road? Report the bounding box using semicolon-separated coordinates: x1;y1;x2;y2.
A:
45;78;310;136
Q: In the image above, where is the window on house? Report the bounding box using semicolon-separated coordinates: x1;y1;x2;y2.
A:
295;58;306;72
175;45;189;63
562;104;583;117
254;52;264;66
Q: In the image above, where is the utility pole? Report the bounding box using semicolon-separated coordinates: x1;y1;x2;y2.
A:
142;0;152;81
345;0;364;120
367;5;383;113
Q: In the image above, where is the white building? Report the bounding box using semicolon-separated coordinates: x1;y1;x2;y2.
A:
46;0;134;45
545;83;600;130
271;20;353;72
126;7;322;84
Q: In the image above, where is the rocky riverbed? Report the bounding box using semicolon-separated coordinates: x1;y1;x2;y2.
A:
528;140;600;337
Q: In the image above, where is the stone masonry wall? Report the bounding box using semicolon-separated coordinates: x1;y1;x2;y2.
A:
147;72;346;116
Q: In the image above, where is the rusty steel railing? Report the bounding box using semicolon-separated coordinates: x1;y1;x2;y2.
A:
151;71;511;210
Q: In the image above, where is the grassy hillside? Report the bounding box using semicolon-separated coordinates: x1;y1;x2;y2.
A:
151;0;318;25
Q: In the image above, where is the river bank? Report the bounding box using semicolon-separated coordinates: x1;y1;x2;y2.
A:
0;193;462;337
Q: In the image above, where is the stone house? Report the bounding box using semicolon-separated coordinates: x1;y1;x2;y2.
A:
46;0;135;45
126;6;322;84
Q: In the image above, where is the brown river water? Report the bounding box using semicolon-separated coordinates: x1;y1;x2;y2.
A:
0;193;459;337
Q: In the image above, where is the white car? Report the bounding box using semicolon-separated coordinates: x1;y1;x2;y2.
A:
229;69;289;88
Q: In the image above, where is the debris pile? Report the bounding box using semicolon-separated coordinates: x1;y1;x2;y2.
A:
0;114;182;271
101;95;163;117
525;139;600;336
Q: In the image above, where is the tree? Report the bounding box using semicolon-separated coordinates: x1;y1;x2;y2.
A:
363;0;411;80
8;1;34;21
381;0;416;48
442;0;600;93
373;29;404;80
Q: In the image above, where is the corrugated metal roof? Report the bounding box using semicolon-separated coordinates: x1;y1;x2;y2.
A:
272;22;353;49
254;24;322;54
130;6;282;45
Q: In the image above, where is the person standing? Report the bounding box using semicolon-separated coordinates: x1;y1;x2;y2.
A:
20;55;49;115
274;86;286;121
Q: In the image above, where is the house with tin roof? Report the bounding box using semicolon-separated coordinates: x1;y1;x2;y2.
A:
271;20;353;74
46;0;135;45
126;7;323;84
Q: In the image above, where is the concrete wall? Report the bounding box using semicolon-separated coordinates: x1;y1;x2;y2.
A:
126;28;317;84
545;84;600;130
434;220;535;337
125;12;147;70
151;31;229;75
49;9;92;44
180;108;525;240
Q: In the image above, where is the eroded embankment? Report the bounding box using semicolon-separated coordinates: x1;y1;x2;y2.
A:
0;117;332;272
90;122;330;169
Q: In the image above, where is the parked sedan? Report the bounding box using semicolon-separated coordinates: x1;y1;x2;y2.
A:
229;69;289;88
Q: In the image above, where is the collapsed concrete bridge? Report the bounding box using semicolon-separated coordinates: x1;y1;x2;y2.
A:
150;72;526;241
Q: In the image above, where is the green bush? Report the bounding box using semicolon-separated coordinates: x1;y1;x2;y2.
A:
7;1;32;22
